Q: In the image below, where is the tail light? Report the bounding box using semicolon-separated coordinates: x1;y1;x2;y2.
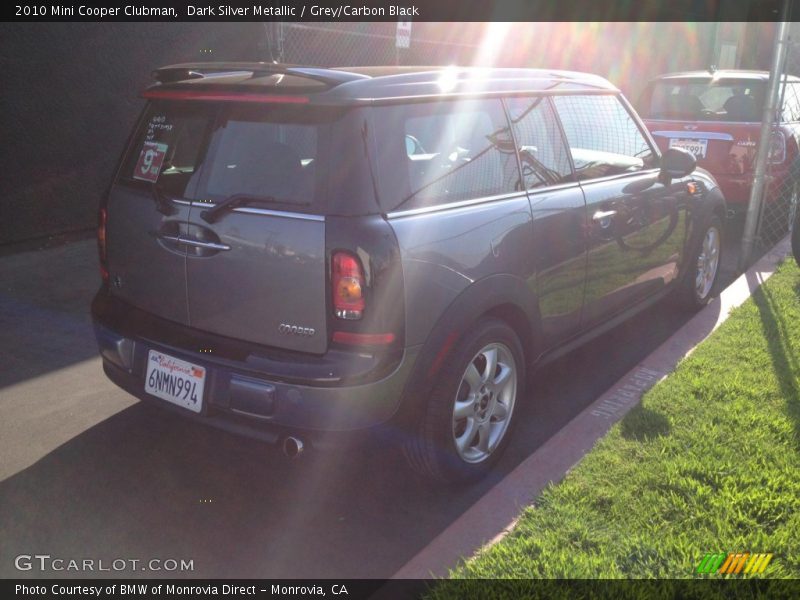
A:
98;207;109;283
332;252;365;320
769;131;787;164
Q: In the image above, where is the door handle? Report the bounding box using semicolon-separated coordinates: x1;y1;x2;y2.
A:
157;234;231;251
592;210;617;221
592;209;617;230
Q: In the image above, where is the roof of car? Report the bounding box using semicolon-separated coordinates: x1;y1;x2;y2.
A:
145;63;618;105
650;69;800;83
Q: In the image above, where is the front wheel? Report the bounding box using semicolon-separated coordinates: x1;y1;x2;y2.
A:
403;318;524;484
675;215;723;310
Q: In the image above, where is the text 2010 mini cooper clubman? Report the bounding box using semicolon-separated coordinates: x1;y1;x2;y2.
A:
92;64;726;482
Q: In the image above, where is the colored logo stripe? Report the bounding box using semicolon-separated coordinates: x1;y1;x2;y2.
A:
697;553;773;575
696;553;726;574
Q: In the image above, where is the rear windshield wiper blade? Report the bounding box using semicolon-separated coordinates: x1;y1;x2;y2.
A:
152;184;178;216
201;194;292;223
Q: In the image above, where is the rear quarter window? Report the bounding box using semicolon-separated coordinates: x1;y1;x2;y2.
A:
373;99;519;212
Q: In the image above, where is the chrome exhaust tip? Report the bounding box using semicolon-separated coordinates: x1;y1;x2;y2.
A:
282;436;304;458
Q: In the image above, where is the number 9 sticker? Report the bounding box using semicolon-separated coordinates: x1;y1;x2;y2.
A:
133;141;168;182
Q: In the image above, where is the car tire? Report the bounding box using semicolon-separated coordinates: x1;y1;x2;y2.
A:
403;318;524;484
675;215;723;310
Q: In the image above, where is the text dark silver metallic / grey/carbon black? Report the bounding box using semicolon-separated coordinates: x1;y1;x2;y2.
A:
92;63;726;483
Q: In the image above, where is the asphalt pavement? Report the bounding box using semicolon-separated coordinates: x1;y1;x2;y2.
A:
0;229;741;579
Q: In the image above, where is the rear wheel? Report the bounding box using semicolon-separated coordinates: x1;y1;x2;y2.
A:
675;215;723;310
403;318;524;483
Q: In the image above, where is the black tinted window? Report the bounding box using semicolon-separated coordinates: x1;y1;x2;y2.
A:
201;105;320;207
373;99;518;211
121;102;213;197
553;95;656;181
506;96;573;189
643;79;766;122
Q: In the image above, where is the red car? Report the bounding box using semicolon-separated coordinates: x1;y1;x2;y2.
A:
638;70;800;222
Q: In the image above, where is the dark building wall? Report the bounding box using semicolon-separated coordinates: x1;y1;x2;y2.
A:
0;23;268;245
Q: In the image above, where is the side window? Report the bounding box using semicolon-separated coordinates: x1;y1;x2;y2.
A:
373;99;519;212
781;83;800;123
505;96;573;189
552;94;657;181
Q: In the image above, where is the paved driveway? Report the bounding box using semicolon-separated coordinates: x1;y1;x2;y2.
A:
0;233;740;578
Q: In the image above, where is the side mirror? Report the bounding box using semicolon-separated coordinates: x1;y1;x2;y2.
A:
660;147;697;179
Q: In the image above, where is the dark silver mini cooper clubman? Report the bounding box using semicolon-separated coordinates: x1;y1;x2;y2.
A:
92;64;725;482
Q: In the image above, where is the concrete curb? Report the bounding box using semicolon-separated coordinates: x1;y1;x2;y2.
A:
392;236;792;579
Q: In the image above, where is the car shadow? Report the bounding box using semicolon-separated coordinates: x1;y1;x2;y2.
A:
0;399;510;579
619;404;671;441
752;280;800;452
0;240;101;390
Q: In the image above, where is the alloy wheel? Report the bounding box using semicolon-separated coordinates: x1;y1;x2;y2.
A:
451;342;517;464
696;225;720;301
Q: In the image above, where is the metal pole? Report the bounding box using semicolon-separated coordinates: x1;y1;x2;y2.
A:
740;2;792;270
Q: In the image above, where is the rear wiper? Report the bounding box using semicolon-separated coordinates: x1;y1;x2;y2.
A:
200;194;279;224
152;184;178;216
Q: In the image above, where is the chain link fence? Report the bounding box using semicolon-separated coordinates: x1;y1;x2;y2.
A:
750;35;800;253
272;22;482;67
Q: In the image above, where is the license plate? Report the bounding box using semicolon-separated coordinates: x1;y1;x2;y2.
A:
145;350;205;413
669;138;708;159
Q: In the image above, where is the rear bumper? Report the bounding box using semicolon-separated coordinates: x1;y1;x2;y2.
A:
715;166;792;211
92;291;419;441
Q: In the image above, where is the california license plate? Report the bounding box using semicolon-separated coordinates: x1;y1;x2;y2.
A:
669;137;708;159
145;350;205;413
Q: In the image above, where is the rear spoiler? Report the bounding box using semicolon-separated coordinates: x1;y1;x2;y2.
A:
151;62;369;88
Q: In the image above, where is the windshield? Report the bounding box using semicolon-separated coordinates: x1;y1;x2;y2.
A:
119;101;346;211
642;78;766;122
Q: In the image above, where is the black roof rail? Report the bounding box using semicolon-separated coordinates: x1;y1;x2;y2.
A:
152;62;371;86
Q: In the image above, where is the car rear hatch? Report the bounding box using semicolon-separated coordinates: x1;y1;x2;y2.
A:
639;76;767;176
182;101;331;354
646;119;761;177
107;69;365;355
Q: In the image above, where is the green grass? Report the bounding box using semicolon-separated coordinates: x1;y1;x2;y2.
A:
435;258;800;592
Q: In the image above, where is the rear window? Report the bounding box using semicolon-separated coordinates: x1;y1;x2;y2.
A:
119;100;366;213
641;78;766;122
200;105;321;207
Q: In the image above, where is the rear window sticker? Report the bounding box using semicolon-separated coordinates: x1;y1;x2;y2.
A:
133;141;168;182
